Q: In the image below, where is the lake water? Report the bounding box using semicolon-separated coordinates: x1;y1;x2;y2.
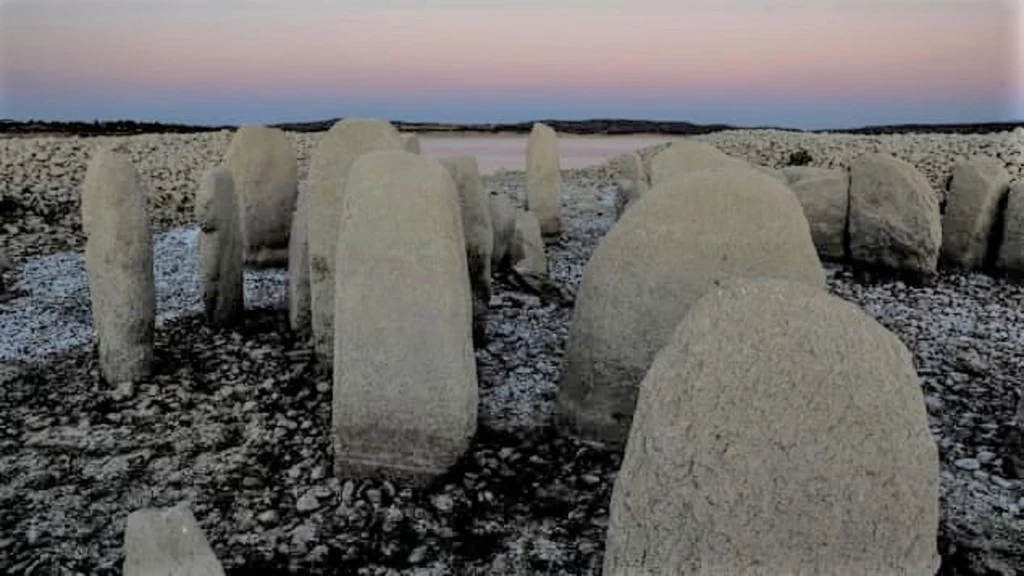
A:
418;135;682;174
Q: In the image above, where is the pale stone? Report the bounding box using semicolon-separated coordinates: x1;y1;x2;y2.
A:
440;156;493;341
996;181;1024;273
613;152;649;220
81;148;155;383
288;182;311;334
402;133;421;154
307;118;403;362
782;166;851;260
940;156;1011;270
525;122;561;236
224;124;299;267
123;506;226;576
333;150;477;482
649;139;746;185
489;192;517;273
558;166;824;445
510;210;549;292
849;154;942;275
195;167;244;326
604;278;940;576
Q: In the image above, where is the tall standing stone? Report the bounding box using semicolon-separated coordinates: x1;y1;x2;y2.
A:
81;148;155;384
334;150;477;482
848;154;941;276
996;181;1024;273
782;166;851;260
604;278;940;576
489;192;517;273
307;118;403;362
940;156;1011;271
558;166;824;445
402;133;421;154
613;152;649;221
288;182;311;334
440;156;493;341
510;210;549;292
649;139;745;186
123;506;226;576
195;167;244;326
224;124;299;267
525;122;561;236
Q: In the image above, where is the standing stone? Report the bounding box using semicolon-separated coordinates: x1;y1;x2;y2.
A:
81;148;155;384
558;166;824;445
489;192;517;273
996;181;1024;273
123;506;226;576
195;167;244;326
224;124;299;267
940;156;1011;271
613;152;649;221
510;210;549;292
782;166;851;260
525;122;561;236
604;278;940;576
307;118;403;362
440;156;493;342
649;139;745;185
288;182;311;334
402;133;421;154
334;150;477;482
848;154;941;276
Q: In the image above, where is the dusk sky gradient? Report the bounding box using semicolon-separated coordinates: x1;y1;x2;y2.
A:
1;0;1022;129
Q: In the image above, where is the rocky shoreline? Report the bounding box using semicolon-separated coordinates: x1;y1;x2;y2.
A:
1;131;1023;574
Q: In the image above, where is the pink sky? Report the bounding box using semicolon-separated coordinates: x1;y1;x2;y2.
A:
1;0;1021;127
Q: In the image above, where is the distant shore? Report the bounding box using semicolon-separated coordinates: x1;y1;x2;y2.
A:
1;118;1022;139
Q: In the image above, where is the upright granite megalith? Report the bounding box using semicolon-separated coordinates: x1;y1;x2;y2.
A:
940;156;1011;271
997;181;1024;274
195;167;244;326
307;118;403;362
81;148;155;383
440;156;493;341
649;139;745;186
525;122;561;236
224;124;299;267
123;506;226;576
783;166;851;260
604;278;940;576
288;182;311;334
558;166;824;445
333;150;477;482
613;152;649;221
510;210;549;292
489;192;517;273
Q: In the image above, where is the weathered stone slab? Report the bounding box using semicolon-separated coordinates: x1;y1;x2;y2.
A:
288;182;311;334
195;167;244;326
940;156;1011;270
525;122;561;236
123;506;226;576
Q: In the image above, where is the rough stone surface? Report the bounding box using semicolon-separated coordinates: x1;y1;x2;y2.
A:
333;150;477;482
441;156;494;341
649;139;746;185
224;125;298;267
81;148;156;383
306;118;403;362
195;167;244;326
489;192;517;273
288;182;310;334
511;210;549;293
997;181;1024;273
940;157;1011;271
123;506;226;576
849;153;942;275
604;278;940;576
0;251;12;295
402;134;421;154
613;152;648;221
782;166;850;260
558;166;824;445
525;123;562;236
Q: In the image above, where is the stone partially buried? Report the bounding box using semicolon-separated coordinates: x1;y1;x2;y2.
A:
123;506;226;576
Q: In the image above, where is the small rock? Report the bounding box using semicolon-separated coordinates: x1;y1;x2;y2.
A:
408;545;428;564
296;491;320;513
432;494;454;514
955;458;981;471
257;510;278;525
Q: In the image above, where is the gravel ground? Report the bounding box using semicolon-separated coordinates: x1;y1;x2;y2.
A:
1;132;1023;574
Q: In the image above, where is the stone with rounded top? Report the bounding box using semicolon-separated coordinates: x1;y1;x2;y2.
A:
510;209;549;292
402;133;421;154
195;166;244;326
649;139;746;186
782;166;851;261
525;122;562;236
613;152;649;220
489;192;517;273
940;156;1011;271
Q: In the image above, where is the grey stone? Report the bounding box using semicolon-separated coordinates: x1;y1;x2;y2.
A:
123;506;225;576
940;156;1010;270
195;167;244;326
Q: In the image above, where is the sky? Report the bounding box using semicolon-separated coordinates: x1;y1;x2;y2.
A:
1;0;1021;129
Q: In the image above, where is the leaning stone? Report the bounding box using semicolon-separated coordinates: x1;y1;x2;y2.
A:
81;148;155;384
558;166;824;445
489;192;517;273
288;182;311;334
613;152;649;220
195;167;244;326
440;156;493;342
649;139;746;185
307;118;403;362
402;133;421;154
940;156;1011;271
848;154;941;276
525;122;562;236
334;150;477;483
782;166;850;260
123;506;226;576
224;124;299;267
604;278;940;576
996;181;1024;273
510;210;549;292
